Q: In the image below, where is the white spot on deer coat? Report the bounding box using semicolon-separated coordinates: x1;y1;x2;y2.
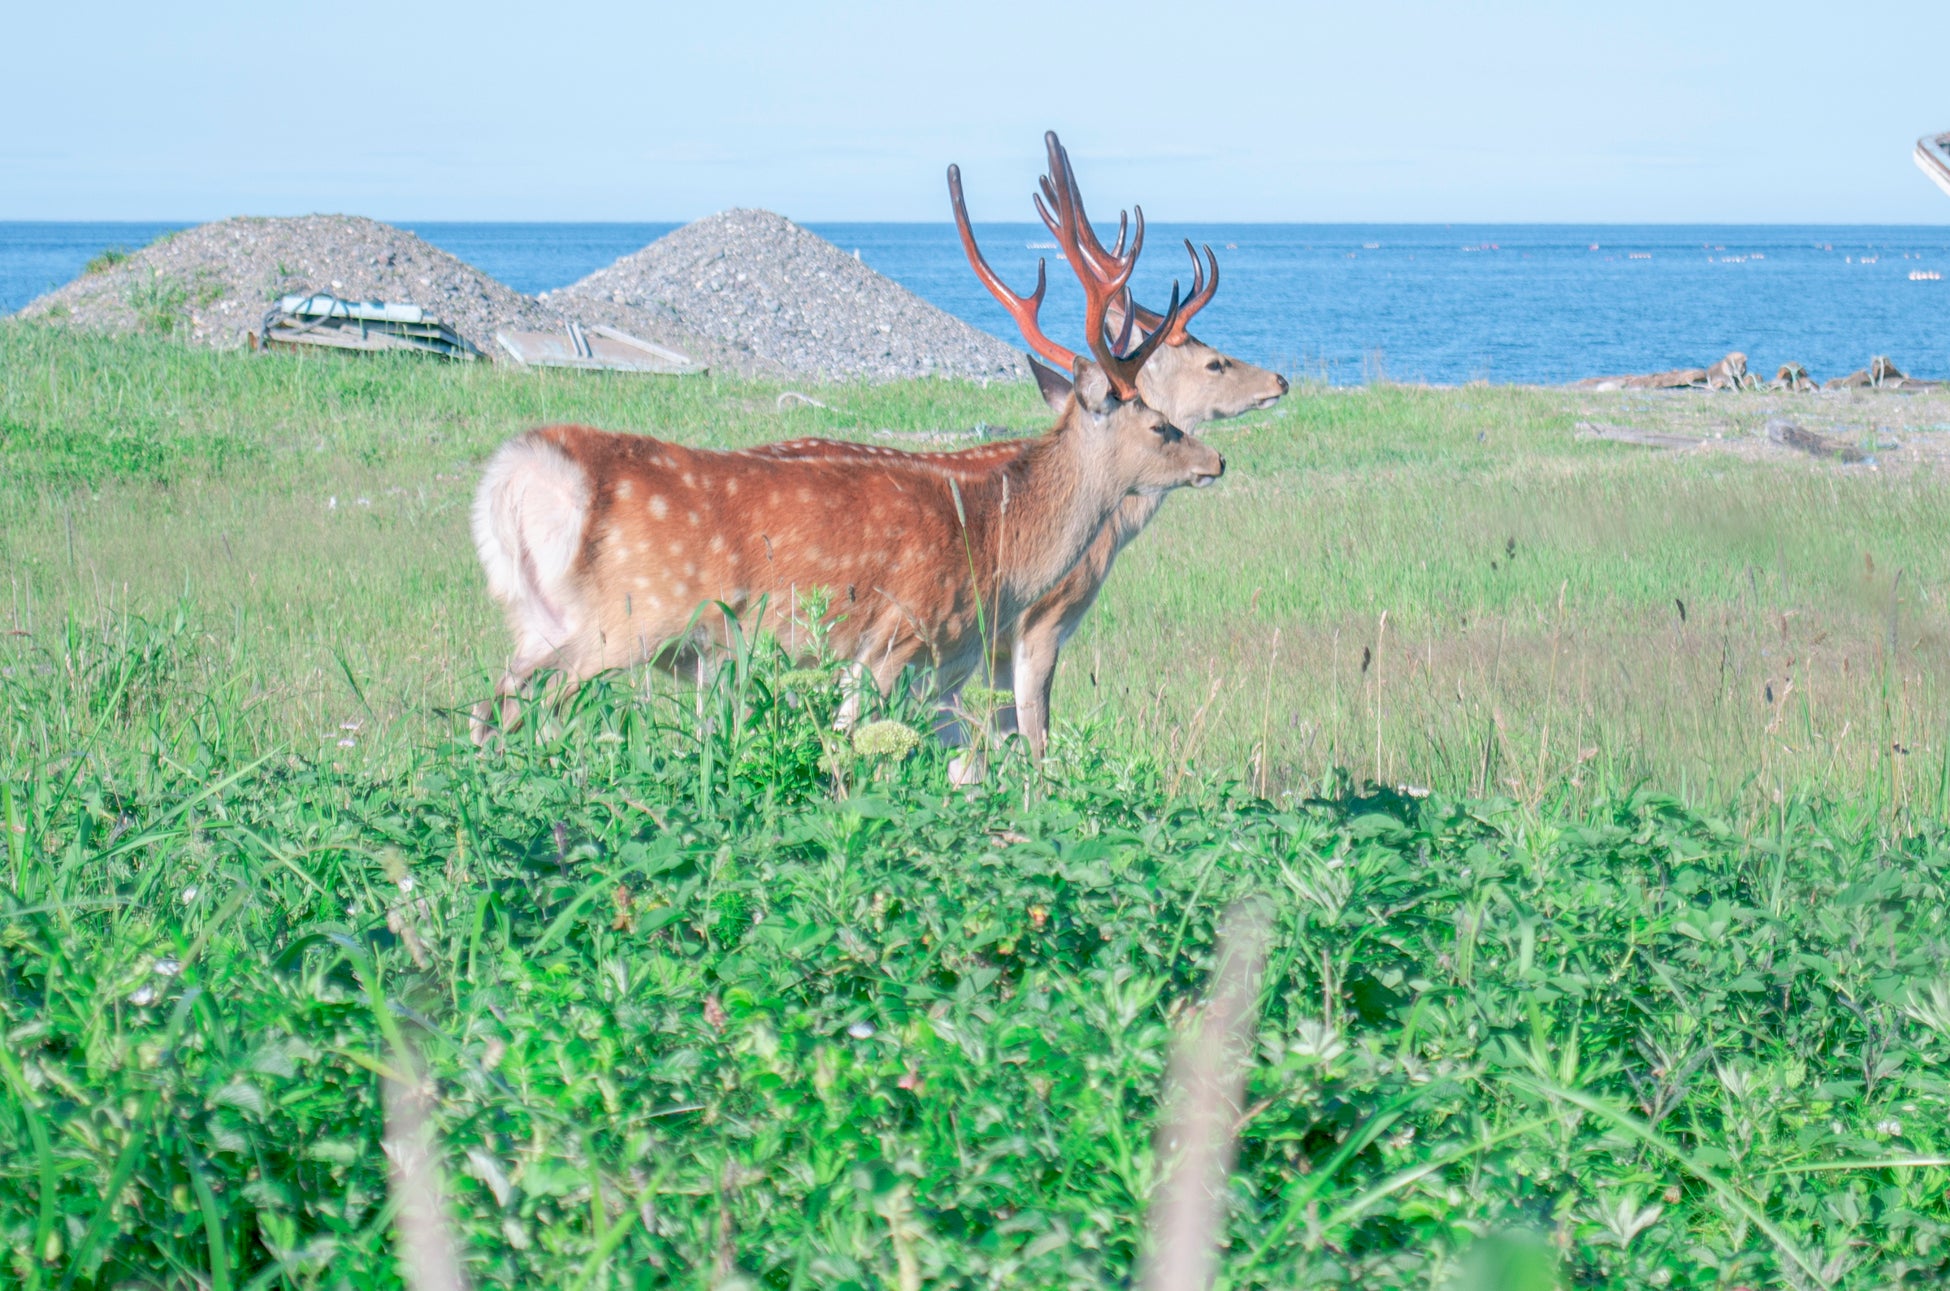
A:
649;496;668;519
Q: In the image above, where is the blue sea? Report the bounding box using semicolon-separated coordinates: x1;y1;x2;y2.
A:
4;220;1947;386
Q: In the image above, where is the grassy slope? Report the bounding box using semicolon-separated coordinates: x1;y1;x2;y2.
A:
3;326;1950;1286
5;326;1948;813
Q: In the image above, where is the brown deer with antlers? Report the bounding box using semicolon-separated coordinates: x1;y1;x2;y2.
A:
750;132;1286;768
470;139;1224;747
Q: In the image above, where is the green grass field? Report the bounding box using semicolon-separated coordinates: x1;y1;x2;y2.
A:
4;325;1950;1287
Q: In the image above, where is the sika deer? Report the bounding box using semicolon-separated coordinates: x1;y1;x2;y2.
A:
752;132;1286;765
470;144;1223;748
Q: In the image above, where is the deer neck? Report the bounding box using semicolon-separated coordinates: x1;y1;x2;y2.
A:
967;423;1128;616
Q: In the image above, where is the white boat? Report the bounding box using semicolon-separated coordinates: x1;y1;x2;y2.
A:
1917;130;1950;198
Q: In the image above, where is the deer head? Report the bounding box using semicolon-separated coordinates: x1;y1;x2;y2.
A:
997;135;1287;428
1023;132;1225;499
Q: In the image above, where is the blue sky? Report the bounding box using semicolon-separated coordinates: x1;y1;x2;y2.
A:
9;0;1949;223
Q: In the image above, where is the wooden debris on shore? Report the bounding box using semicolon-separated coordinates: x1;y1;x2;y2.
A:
1704;352;1759;390
1771;362;1818;392
1764;418;1871;463
1570;351;1753;391
1574;421;1707;449
493;321;704;374
1822;355;1940;391
256;295;481;360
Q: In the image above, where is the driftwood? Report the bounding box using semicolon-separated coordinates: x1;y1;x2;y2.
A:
1574;421;1707;449
1705;351;1759;390
1572;368;1706;392
1771;362;1818;392
1822;355;1941;391
1571;352;1751;392
1764;418;1871;463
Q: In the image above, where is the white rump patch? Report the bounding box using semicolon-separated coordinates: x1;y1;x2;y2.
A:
471;433;590;646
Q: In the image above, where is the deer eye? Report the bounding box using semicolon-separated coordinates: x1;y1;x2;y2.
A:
1153;422;1183;443
1205;359;1225;373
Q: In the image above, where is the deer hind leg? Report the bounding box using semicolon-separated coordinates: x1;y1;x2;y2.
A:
927;682;987;787
471;638;581;746
939;643;1020;785
833;659;874;731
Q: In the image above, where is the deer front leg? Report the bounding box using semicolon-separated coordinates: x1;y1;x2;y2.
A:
1010;623;1062;762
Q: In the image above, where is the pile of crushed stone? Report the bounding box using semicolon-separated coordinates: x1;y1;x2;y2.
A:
547;209;1027;383
13;215;574;356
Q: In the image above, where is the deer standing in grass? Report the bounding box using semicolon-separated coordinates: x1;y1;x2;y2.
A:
470;141;1224;749
752;132;1287;765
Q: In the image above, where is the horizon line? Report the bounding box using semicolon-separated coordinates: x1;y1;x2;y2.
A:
5;216;1950;229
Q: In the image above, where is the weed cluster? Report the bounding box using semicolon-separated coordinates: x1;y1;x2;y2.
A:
2;613;1946;1287
123;272;189;336
82;247;130;277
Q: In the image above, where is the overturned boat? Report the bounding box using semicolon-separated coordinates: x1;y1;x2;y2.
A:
1918;130;1950;199
257;295;480;359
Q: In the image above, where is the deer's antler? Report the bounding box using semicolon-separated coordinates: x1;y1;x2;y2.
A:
1035;131;1179;401
1123;241;1219;345
947;163;1079;371
1038;135;1215;349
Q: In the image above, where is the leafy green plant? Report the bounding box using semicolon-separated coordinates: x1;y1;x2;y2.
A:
124;271;188;336
82;246;130;275
2;610;1947;1288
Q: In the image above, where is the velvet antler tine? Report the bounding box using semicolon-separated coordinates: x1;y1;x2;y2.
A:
1050;135;1127;281
1110;288;1138;353
1129;241;1220;341
1125;280;1181;367
1170;241;1219;341
1088;280;1180;400
949;162;1078;370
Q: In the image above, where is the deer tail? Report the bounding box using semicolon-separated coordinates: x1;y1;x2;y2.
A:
471;432;589;647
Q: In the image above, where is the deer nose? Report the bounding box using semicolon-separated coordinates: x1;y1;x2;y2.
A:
1275;373;1290;394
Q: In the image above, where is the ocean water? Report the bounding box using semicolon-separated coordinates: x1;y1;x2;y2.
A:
5;220;1947;386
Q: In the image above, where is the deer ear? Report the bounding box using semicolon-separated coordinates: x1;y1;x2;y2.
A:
1027;353;1073;409
1071;361;1117;414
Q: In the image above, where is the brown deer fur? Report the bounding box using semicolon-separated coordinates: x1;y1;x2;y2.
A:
471;366;1222;743
750;331;1284;762
745;136;1286;763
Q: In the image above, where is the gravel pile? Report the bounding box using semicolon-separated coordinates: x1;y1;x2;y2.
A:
548;209;1027;383
14;215;573;355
